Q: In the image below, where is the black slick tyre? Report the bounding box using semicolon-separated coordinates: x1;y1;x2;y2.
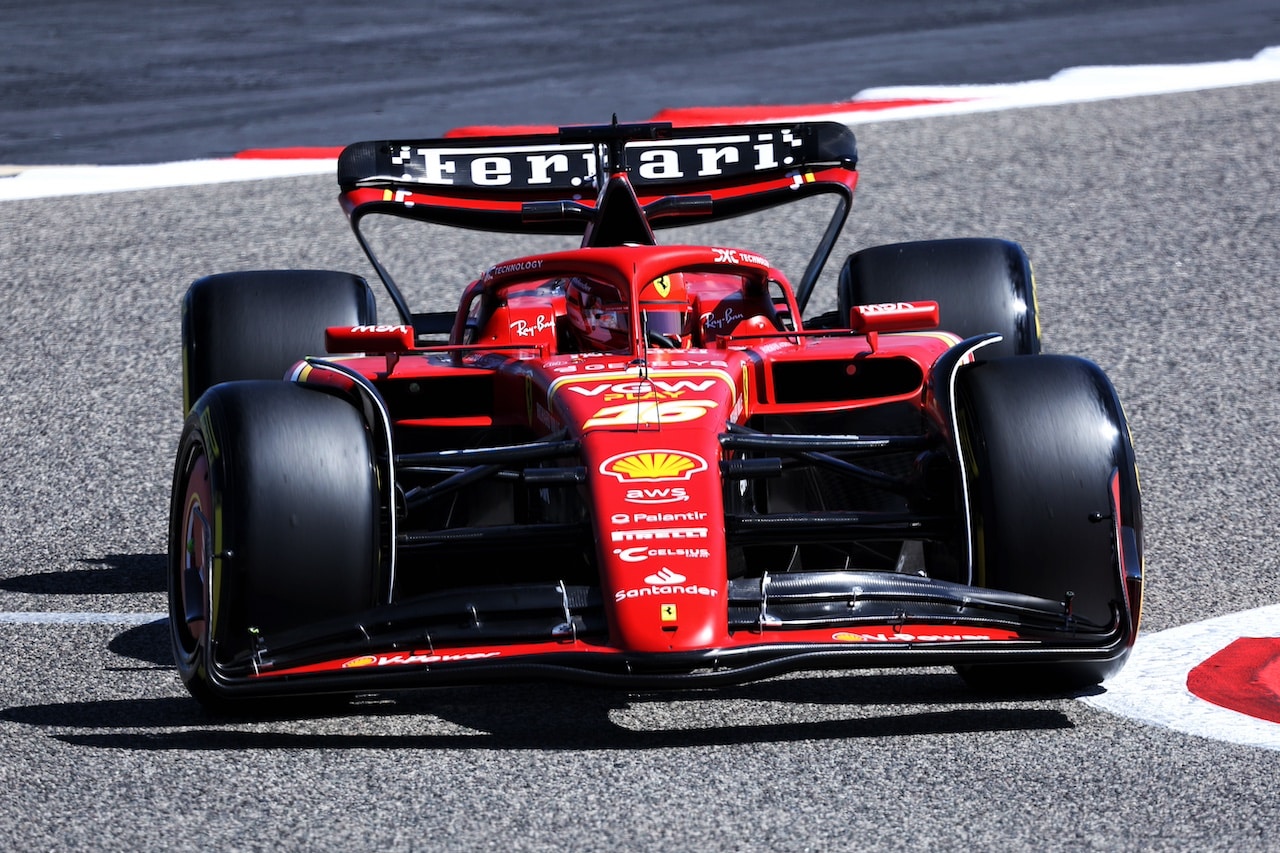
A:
181;269;377;412
951;355;1142;693
168;380;381;710
838;238;1040;359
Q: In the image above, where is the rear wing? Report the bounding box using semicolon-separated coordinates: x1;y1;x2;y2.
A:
337;120;859;235
339;121;859;315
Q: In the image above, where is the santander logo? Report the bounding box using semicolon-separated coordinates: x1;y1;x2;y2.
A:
614;566;718;603
644;567;686;585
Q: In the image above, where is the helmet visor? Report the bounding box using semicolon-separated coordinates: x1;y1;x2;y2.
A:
644;309;687;341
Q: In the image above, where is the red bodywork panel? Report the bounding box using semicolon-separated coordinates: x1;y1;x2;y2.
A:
179;121;1136;694
291;241;965;671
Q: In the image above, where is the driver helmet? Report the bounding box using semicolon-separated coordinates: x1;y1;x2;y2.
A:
639;273;691;347
564;276;631;352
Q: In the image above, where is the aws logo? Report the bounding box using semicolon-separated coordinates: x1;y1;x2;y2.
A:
625;487;689;504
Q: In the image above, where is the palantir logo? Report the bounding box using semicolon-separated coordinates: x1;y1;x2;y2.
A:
644;567;686;585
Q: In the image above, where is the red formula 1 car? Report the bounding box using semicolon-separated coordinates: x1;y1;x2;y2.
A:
168;119;1142;708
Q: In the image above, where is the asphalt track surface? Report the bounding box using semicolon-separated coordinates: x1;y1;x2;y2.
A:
3;4;1280;852
4;0;1279;165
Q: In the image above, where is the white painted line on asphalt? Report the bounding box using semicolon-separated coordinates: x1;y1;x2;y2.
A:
0;158;334;201
2;46;1277;202
0;612;167;625
1082;604;1280;752
0;157;335;201
845;45;1280;122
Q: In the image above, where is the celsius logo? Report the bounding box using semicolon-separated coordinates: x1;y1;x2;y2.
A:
614;546;710;563
600;449;708;482
645;568;686;585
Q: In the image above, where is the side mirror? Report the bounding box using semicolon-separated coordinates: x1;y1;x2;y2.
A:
325;324;416;354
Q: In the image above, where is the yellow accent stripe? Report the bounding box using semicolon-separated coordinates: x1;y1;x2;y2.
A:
892;331;964;346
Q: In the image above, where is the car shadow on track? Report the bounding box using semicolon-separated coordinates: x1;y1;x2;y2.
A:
0;554;165;596
6;584;1093;750
2;673;1080;751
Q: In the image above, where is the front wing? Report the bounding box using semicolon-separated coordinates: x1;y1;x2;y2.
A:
204;571;1133;697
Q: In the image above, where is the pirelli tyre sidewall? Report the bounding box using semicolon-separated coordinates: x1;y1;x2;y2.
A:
167;380;381;706
180;269;377;413
952;354;1142;692
838;237;1040;360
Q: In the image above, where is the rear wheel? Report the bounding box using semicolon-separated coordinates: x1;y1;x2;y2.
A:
951;355;1142;693
181;269;377;412
839;238;1040;359
168;381;382;710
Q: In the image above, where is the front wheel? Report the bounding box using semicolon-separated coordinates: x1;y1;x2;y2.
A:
168;381;382;710
952;355;1142;693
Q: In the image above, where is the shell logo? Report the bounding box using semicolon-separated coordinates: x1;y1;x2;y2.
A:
343;655;378;668
600;449;708;482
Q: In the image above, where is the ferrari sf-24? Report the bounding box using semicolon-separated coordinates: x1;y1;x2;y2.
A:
168;119;1143;708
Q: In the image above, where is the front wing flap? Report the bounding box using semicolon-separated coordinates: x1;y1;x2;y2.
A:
204;571;1131;697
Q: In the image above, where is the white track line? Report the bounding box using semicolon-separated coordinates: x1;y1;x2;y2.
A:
0;157;336;201
840;45;1280;122
0;612;166;625
2;47;1277;202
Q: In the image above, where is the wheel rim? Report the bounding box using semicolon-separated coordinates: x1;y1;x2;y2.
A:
175;449;212;653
